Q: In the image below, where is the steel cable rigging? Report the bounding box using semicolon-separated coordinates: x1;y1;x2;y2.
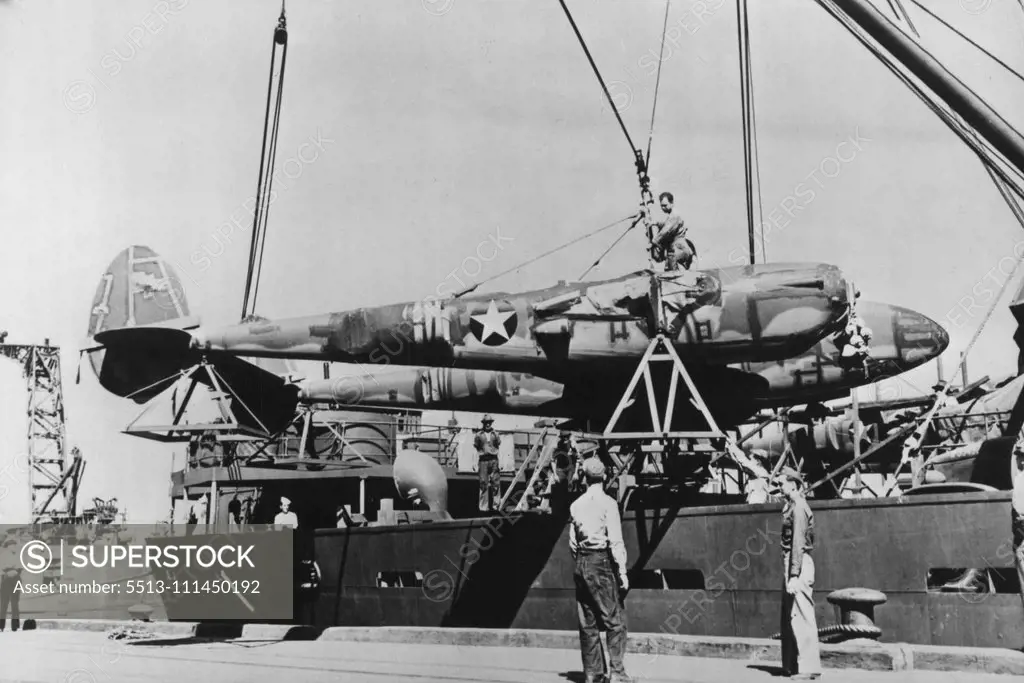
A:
645;0;672;170
736;0;766;265
554;0;661;248
241;4;289;320
551;0;674;273
816;0;1024;199
903;0;1024;87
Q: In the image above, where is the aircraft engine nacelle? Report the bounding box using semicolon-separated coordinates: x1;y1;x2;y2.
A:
393;449;449;514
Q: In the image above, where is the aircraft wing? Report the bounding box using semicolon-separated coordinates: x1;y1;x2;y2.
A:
88;322;300;435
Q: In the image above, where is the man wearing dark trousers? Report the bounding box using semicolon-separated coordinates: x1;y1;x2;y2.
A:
570;458;631;683
0;537;21;632
651;192;694;272
474;414;501;512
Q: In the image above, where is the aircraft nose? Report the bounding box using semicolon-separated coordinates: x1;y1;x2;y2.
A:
895;307;950;366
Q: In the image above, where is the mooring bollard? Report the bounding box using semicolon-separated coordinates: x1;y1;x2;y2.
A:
823;587;887;643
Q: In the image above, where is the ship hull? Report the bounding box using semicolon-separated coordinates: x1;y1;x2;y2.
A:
161;490;1023;648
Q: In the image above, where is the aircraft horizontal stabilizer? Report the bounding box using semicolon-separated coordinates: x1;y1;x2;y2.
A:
94;325;194;353
119;352;301;440
196;352;301;436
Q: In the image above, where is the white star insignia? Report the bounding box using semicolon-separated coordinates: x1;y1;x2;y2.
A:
472;300;515;342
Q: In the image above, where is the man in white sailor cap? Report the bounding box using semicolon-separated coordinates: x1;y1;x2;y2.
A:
274;496;299;529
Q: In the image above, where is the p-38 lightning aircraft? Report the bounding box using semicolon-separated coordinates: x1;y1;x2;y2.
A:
84;246;948;435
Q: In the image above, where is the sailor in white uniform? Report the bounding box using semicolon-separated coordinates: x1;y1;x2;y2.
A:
274;496;299;529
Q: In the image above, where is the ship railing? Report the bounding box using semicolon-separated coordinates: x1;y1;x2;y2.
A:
821;408;1014;498
922;408;1012;449
182;414;557;473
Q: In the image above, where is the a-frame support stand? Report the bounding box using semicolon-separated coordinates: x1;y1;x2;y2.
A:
604;334;727;443
599;334;771;502
122;360;272;442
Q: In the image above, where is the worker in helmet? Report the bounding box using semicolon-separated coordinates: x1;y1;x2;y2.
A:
569;458;631;683
651;192;694;272
474;415;502;512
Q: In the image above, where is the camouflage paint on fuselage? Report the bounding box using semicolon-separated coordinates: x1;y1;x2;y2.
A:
298;301;949;420
745;300;950;407
193;263;851;379
84;247;947;432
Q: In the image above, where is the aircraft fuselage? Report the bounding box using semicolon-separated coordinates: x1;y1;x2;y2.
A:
188;263;851;379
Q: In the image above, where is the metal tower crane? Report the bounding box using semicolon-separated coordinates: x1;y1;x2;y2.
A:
0;339;83;522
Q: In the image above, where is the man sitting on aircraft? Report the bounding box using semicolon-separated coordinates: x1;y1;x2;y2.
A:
651;192;694;272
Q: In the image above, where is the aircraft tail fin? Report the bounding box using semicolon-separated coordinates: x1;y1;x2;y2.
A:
85;246;196;403
84;246;301;434
87;245;190;336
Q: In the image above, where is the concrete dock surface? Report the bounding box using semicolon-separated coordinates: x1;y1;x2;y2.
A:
0;630;1015;683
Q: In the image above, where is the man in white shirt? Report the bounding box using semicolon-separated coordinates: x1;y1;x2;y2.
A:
274;496;299;529
1012;442;1024;611
569;458;630;683
744;451;774;504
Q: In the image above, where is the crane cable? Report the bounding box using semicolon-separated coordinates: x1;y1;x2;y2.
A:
737;0;766;265
884;233;1023;494
903;0;1024;87
819;0;1024;491
584;0;674;284
555;0;678;274
815;0;1024;200
645;0;672;169
460;2;675;291
451;213;639;298
555;0;640;161
812;0;1024;492
241;4;288;320
554;0;662;247
894;1;1024;482
886;0;919;36
451;5;675;298
578;216;644;280
889;0;1024;484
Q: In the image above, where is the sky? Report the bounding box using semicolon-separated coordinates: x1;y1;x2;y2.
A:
2;0;1024;521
